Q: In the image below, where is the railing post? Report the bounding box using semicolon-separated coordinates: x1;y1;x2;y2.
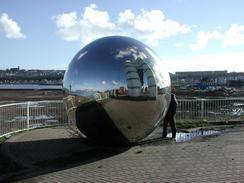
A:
201;99;204;120
27;102;30;130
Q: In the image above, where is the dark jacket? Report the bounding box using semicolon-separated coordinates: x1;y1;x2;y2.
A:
167;93;177;116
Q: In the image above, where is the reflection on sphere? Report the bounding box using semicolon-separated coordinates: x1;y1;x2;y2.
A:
63;36;171;145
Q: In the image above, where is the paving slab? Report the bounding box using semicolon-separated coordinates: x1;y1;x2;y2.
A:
1;126;244;183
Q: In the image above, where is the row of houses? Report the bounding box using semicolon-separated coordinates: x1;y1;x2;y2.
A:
0;68;65;84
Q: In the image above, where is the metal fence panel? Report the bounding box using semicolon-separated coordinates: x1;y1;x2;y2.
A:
28;101;67;129
1;98;244;138
0;102;28;136
0;100;68;138
176;98;244;122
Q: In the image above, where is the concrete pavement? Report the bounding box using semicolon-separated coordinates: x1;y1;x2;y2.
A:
1;125;244;182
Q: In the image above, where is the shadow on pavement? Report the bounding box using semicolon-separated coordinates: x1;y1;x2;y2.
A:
0;137;130;183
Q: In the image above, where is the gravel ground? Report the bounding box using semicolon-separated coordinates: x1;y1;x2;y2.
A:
0;90;63;105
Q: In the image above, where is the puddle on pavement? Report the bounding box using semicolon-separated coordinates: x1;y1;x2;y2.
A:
139;128;222;146
166;129;220;142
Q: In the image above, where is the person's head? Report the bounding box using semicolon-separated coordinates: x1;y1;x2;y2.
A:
171;87;176;93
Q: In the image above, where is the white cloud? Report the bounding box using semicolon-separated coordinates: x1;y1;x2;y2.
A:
112;80;119;85
174;42;184;47
190;24;244;50
118;9;135;25
115;49;133;59
52;12;83;41
190;30;223;51
53;4;191;46
118;9;191;45
54;12;78;28
53;4;116;44
102;81;106;85
78;51;88;60
223;24;244;47
0;13;26;39
83;4;115;30
115;47;147;61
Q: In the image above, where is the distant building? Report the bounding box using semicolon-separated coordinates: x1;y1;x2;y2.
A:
171;70;244;90
9;66;20;72
175;70;228;79
228;80;244;88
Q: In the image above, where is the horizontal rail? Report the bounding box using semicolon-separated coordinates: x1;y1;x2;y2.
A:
0;100;68;138
0;98;244;138
0;100;64;108
176;98;244;122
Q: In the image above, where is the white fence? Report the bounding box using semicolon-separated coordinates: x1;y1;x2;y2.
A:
176;98;244;122
0;100;67;138
0;98;244;138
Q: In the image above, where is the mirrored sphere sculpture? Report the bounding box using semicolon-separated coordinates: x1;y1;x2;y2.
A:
63;36;171;145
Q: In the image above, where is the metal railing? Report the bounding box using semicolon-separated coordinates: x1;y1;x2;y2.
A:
176;98;244;122
0;98;244;138
0;100;68;138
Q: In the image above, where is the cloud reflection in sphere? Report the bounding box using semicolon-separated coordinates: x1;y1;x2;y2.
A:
63;36;171;145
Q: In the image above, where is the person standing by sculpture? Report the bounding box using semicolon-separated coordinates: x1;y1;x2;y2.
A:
162;92;177;139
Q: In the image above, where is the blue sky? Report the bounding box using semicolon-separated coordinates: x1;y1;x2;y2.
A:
0;0;244;73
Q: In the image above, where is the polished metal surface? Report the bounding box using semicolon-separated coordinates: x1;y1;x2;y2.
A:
63;36;171;145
